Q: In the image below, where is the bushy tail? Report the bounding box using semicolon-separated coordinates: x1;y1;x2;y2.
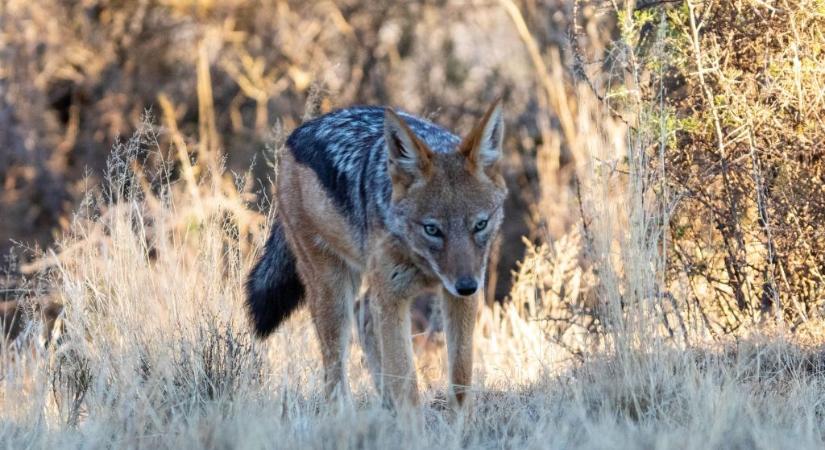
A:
245;221;305;337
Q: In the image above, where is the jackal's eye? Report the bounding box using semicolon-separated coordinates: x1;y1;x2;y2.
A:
473;219;489;233
423;223;442;238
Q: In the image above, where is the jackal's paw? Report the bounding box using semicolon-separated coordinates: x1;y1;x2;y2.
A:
430;390;474;424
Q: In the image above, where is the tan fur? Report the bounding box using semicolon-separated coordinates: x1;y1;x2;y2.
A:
362;234;442;407
277;152;363;399
278;101;506;411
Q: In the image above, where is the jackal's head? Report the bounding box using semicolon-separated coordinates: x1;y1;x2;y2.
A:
384;99;507;298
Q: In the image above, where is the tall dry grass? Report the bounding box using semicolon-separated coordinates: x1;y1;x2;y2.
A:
2;1;825;448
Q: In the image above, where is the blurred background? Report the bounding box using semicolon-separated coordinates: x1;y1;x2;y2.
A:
1;0;614;301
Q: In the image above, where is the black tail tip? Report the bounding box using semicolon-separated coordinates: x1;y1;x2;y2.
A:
245;272;305;338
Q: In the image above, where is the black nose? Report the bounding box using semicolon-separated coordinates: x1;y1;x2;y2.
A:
454;277;478;296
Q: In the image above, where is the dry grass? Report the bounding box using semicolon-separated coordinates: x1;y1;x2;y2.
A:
3;1;825;448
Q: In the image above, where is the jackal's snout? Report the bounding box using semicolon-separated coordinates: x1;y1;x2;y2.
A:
454;276;479;296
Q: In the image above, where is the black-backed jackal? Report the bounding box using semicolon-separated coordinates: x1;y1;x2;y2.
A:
247;99;506;411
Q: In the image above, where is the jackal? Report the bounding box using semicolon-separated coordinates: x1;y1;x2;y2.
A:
246;99;506;410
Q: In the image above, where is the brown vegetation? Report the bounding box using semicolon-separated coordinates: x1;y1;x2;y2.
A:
1;0;825;448
662;0;825;331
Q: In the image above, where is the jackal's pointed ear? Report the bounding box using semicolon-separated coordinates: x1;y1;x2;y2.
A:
460;98;504;171
384;108;433;185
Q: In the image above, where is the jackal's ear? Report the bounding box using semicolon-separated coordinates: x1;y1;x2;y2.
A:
384;108;433;184
460;98;504;171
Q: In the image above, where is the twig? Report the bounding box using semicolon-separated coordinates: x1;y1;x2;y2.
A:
157;94;204;215
499;0;577;145
569;0;604;101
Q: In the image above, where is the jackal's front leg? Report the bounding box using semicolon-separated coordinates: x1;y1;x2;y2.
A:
369;288;418;408
365;239;427;409
442;292;479;410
